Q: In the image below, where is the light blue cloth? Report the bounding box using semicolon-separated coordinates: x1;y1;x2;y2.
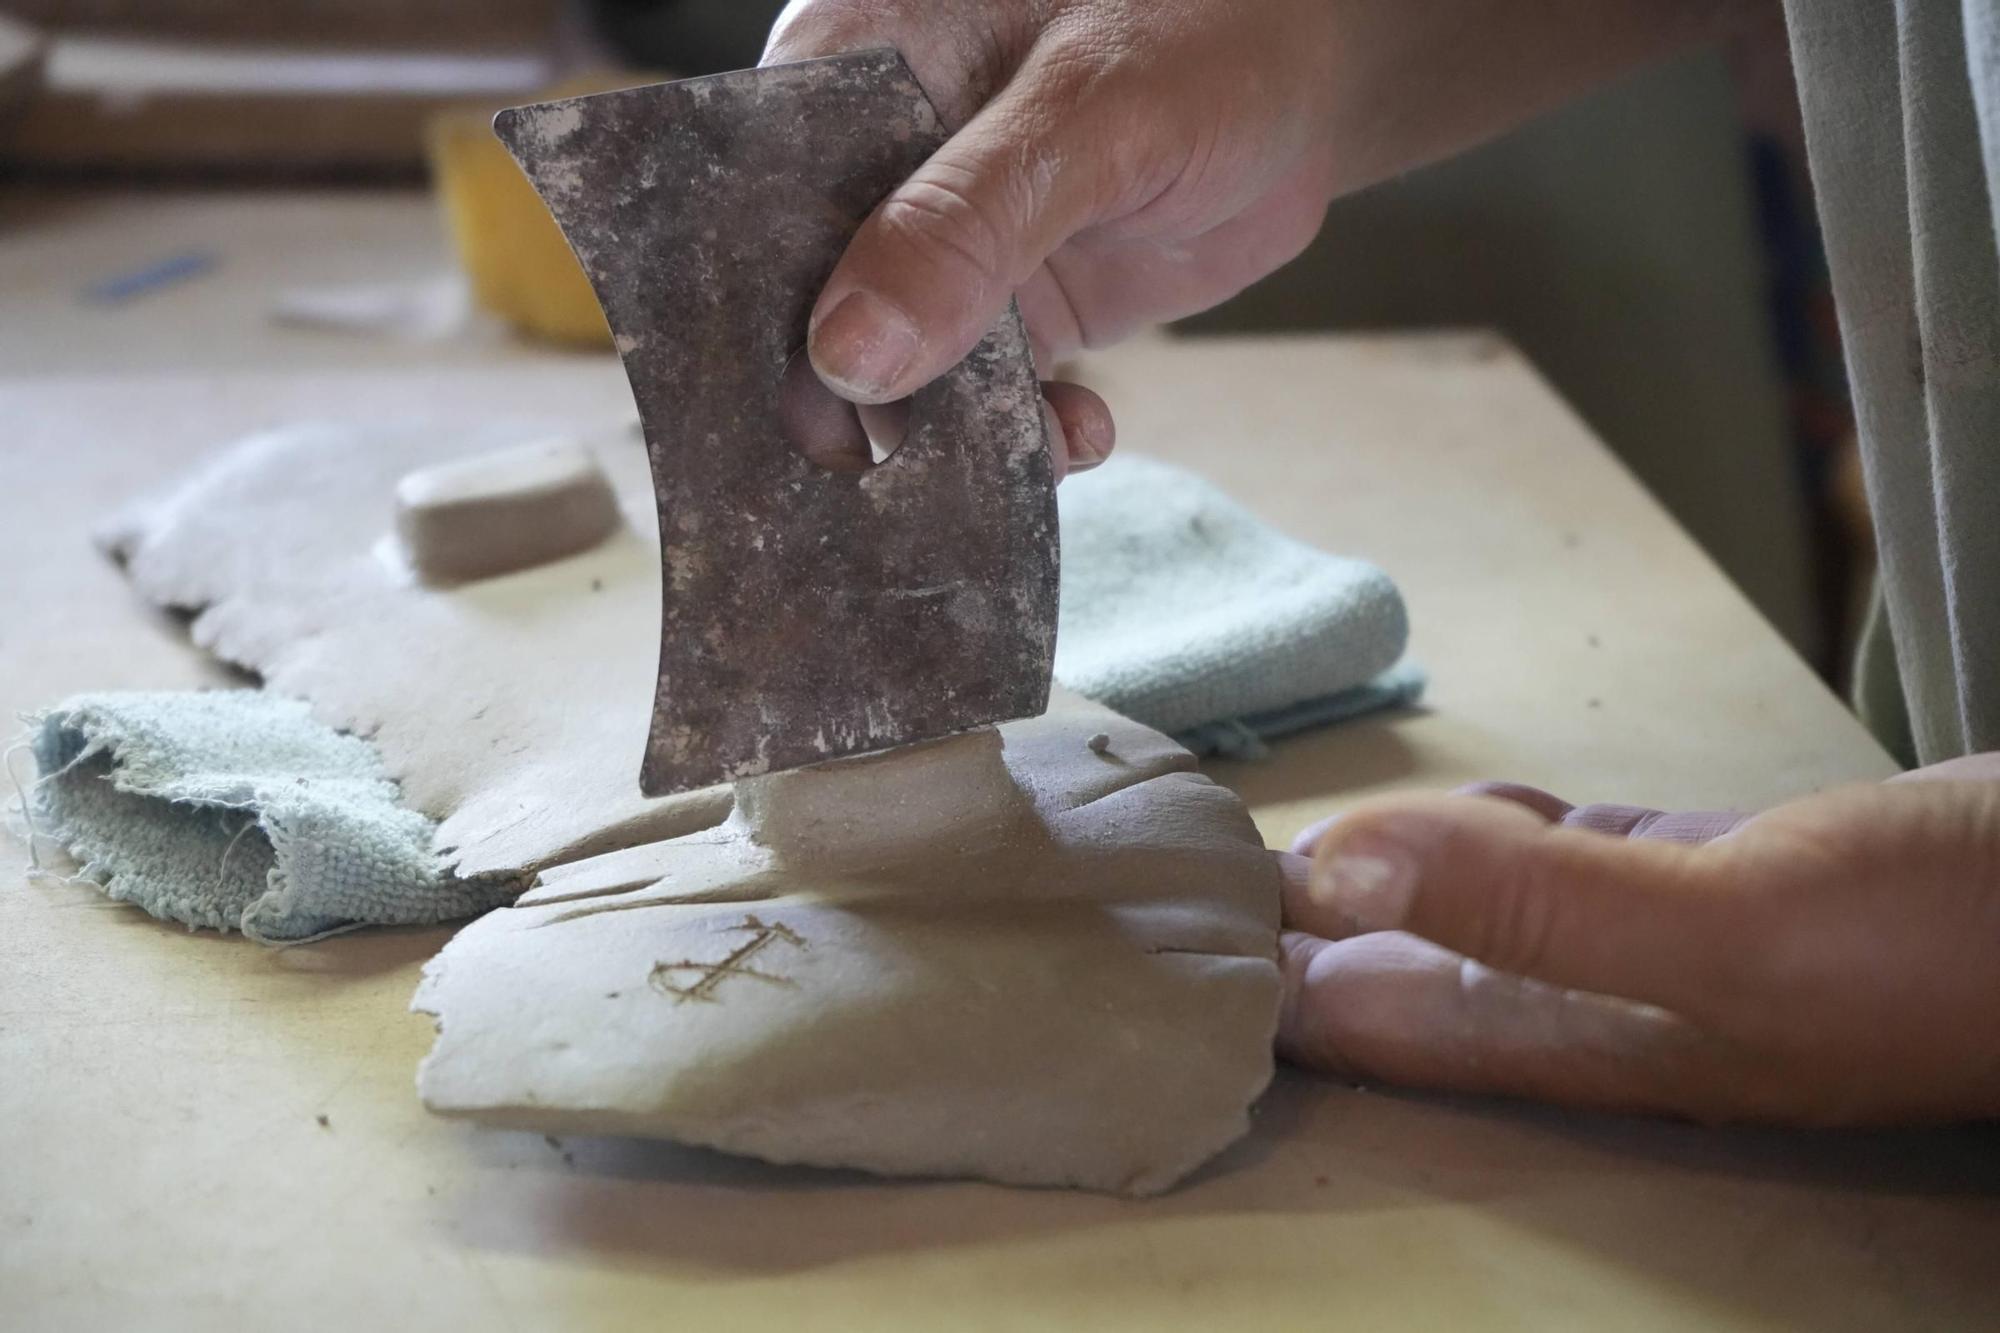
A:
1055;455;1421;752
1174;661;1428;760
28;691;517;942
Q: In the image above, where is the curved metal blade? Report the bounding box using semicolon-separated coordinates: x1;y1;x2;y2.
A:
495;51;1059;796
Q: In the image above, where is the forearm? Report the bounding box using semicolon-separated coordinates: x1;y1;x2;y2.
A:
1320;0;1766;195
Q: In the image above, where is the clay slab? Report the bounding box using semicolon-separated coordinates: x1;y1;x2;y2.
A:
415;690;1283;1196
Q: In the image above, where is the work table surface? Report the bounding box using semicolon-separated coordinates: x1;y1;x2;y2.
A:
5;188;1995;1330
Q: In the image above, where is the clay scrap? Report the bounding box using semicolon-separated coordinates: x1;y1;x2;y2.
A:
394;438;621;585
415;690;1282;1196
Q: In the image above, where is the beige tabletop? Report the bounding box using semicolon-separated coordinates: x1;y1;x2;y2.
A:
5;188;1996;1331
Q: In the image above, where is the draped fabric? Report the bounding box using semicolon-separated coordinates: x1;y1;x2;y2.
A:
1785;0;2000;762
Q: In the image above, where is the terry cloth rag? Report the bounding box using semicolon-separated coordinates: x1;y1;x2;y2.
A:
1055;455;1422;757
25;691;517;942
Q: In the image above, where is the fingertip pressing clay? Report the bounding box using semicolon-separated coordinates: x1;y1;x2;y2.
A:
394;438;621;584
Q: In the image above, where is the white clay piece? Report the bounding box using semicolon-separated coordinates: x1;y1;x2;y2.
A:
394;438;622;585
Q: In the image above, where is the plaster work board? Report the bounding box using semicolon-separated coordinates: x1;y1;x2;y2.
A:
8;341;1995;1333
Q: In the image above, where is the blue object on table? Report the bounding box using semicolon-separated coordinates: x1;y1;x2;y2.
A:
82;250;218;305
1054;455;1422;756
26;691;515;942
1173;661;1428;760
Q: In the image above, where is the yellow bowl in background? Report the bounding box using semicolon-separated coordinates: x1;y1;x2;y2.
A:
427;73;662;350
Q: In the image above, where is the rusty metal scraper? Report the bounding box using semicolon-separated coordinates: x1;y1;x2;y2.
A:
495;51;1059;796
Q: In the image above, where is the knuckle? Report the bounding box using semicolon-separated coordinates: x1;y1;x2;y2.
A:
765;1;877;58
1472;854;1563;978
1024;25;1193;218
1273;934;1338;1066
771;3;1035;126
878;174;1013;287
1022;18;1136;134
767;0;955;66
1031;31;1114;99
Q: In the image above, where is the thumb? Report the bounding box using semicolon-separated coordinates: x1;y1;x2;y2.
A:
1296;794;1745;1014
808;47;1116;404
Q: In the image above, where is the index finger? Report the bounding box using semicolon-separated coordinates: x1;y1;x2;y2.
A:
1293;793;1752;1018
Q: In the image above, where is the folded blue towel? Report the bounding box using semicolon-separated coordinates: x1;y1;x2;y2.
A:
1054;456;1421;754
26;692;514;942
1174;661;1428;760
